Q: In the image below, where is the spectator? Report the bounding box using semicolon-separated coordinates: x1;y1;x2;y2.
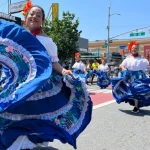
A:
91;59;99;84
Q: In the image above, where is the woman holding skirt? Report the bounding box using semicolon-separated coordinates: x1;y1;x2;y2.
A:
97;58;111;89
112;41;150;113
0;2;92;150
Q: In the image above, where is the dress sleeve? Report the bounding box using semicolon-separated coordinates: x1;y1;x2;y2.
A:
120;58;127;68
72;62;76;69
105;64;109;70
81;63;86;70
98;65;102;70
45;38;59;62
144;58;150;69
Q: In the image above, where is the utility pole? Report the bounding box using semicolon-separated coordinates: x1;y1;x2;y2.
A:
97;48;100;60
8;0;11;15
107;6;110;63
106;0;120;63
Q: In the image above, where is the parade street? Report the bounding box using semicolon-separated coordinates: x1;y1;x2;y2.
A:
0;0;149;149
34;84;150;150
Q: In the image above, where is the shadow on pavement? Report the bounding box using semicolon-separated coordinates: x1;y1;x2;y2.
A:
118;109;150;117
33;146;59;150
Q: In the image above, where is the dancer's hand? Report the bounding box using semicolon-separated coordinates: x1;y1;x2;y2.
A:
62;69;74;77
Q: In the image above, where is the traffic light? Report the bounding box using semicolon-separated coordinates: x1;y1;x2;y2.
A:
109;40;112;43
105;40;113;46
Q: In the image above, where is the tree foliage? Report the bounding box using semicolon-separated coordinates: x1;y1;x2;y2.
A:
43;11;82;61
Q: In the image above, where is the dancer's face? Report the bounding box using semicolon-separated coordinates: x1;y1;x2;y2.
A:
131;44;139;55
101;59;104;64
26;7;44;32
75;57;80;62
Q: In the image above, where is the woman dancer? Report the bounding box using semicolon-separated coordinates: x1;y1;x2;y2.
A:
112;41;150;113
97;59;111;89
0;2;92;150
72;55;87;79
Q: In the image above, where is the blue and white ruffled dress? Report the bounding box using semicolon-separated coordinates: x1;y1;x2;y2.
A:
0;20;93;150
96;71;111;88
73;69;87;79
112;69;150;107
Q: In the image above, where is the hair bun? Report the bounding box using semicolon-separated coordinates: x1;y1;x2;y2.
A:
22;0;32;16
128;41;137;51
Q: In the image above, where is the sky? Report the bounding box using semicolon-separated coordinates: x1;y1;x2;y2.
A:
0;0;150;41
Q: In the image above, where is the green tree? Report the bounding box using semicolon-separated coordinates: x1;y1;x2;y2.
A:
43;11;82;61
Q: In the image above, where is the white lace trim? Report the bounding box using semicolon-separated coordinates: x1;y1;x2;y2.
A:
1;76;91;137
0;100;73;121
0;76;76;120
0;55;18;83
63;75;91;135
0;55;19;97
0;37;37;103
51;56;59;62
27;82;62;101
0;37;37;81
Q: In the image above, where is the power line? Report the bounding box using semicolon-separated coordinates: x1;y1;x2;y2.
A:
91;25;150;30
1;0;8;13
110;26;150;39
110;25;150;28
0;0;8;9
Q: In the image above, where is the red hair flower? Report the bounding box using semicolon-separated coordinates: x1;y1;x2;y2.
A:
128;41;137;51
22;0;32;16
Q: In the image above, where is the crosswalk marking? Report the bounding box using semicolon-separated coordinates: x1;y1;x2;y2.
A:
87;85;112;93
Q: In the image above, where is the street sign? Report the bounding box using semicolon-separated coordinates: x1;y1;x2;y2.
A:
79;48;87;52
9;0;28;14
120;45;126;49
138;32;145;36
102;45;107;48
130;32;145;37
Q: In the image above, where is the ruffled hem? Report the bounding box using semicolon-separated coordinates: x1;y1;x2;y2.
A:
0;37;39;108
112;70;150;107
63;75;90;135
0;37;37;82
0;75;92;150
0;75;91;135
27;82;62;101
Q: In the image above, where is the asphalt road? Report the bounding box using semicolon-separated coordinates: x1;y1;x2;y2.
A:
34;102;150;150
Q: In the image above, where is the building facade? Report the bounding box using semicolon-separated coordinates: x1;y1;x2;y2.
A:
88;38;150;65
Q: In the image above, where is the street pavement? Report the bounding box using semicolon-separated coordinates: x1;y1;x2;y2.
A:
34;84;150;150
87;84;112;93
88;84;114;107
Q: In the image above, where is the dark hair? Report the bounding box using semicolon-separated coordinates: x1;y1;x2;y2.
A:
25;5;45;21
